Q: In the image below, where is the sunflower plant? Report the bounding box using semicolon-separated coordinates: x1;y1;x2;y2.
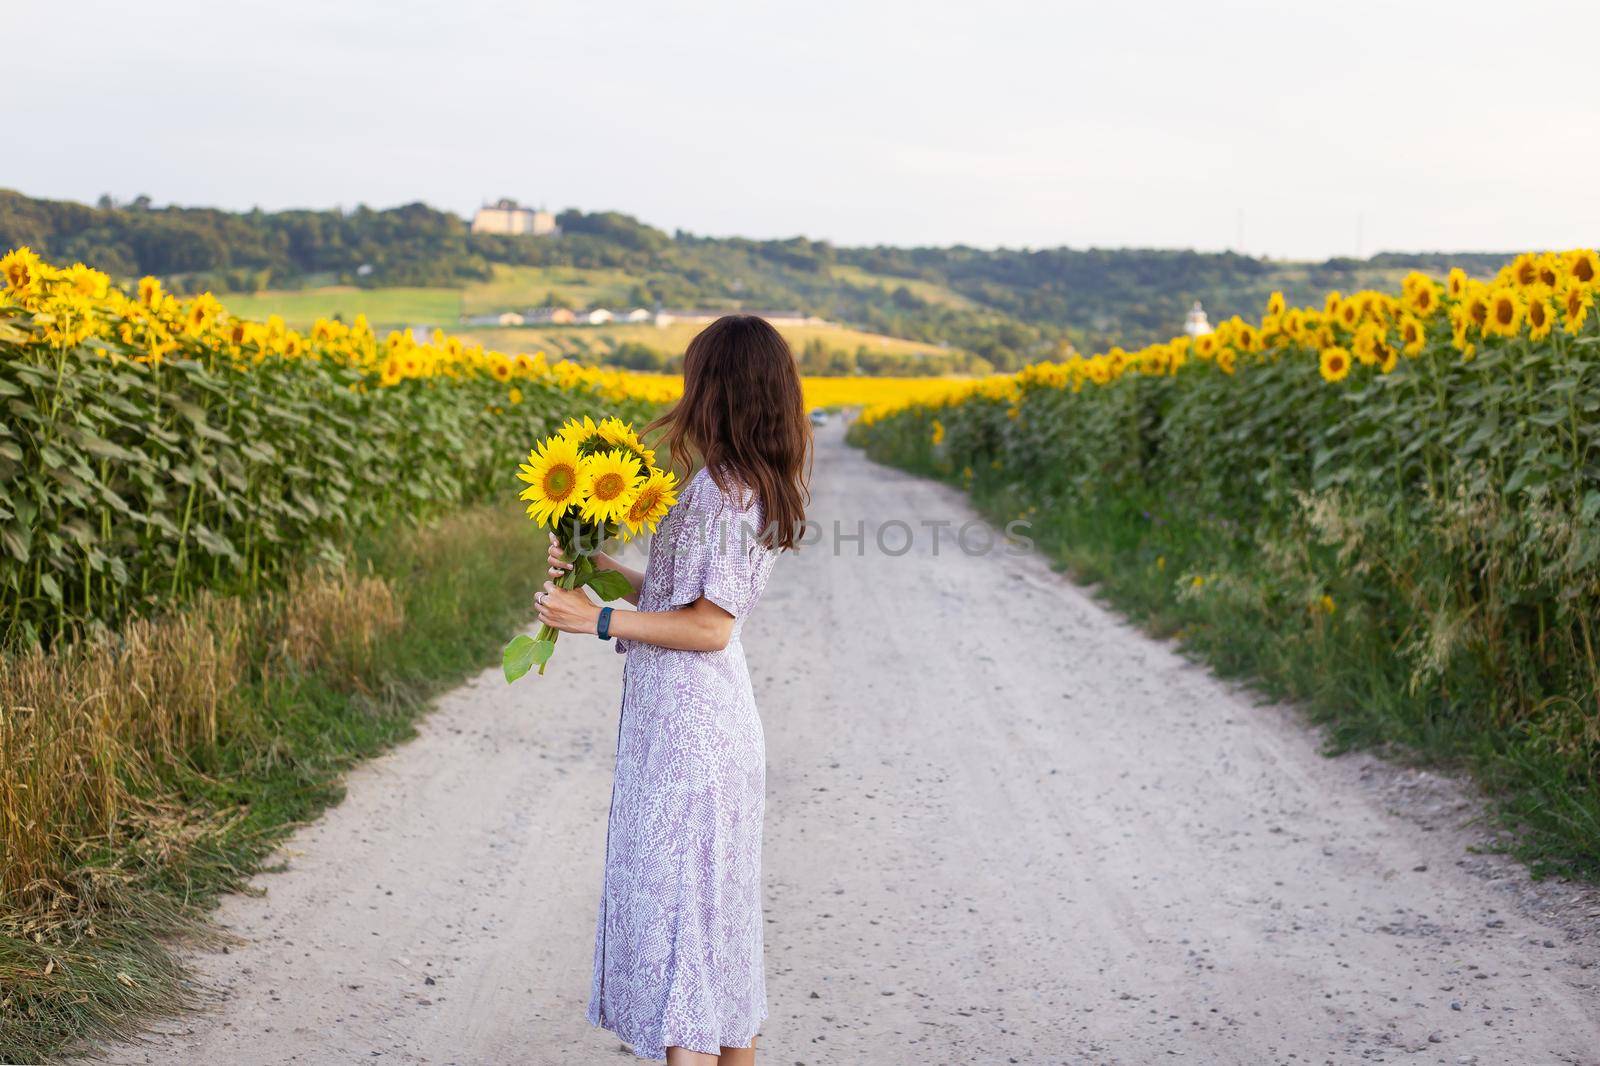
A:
502;416;677;680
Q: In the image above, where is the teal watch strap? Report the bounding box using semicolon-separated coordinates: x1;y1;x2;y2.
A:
597;606;614;641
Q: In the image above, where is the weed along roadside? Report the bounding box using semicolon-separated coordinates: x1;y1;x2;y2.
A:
851;250;1600;881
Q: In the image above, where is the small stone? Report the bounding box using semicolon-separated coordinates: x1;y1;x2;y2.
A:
1413;864;1428;872
1429;1031;1443;1043
809;991;820;999
1543;939;1556;948
1450;1000;1463;1011
424;976;436;986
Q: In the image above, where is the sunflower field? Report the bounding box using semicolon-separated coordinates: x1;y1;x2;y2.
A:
851;249;1600;875
0;249;681;1060
0;247;672;647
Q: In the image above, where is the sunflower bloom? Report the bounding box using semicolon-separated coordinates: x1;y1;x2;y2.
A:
1319;347;1351;383
1447;268;1469;300
517;436;589;527
596;415;656;466
64;262;109;299
1376;340;1398;374
1559;282;1593;334
1485;287;1523;337
1266;291;1286;317
578;449;644;524
1536;254;1562;289
1525;294;1554;340
558;415;600;446
1464;289;1490;332
0;246;42;294
619;470;679;539
1352;324;1383;366
1566;248;1599;286
1397;315;1426;356
1510;253;1540;288
137;276;164;307
1405;277;1441;317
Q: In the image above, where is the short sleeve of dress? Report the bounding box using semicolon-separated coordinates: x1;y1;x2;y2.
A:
662;474;767;618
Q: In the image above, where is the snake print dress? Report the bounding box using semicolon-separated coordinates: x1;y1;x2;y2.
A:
587;467;776;1059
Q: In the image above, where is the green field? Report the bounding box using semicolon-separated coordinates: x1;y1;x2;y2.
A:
219;266;649;331
829;264;981;310
456;320;950;360
217;286;462;329
460;264;644;315
214;276;956;362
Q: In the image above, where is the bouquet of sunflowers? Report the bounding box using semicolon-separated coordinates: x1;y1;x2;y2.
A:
502;415;677;681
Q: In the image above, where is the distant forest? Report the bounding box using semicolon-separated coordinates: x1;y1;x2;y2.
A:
0;189;1512;367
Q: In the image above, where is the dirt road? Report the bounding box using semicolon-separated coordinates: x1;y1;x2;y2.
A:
95;424;1600;1064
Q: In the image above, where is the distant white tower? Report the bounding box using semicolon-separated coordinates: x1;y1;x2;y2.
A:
1184;301;1213;337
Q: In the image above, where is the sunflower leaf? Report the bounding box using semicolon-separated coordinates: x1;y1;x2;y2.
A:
502;635;538;683
585;568;634;601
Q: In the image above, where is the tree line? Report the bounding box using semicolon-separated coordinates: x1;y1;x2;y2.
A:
0;189;1506;367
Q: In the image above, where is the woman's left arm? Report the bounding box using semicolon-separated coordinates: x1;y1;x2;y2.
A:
536;582;735;653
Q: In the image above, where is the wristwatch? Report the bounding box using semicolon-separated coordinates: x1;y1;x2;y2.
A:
597;606;614;641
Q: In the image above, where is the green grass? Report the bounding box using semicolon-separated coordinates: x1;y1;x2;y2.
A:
0;505;549;1064
943;472;1600;881
460;264;643;316
218;271;961;360
217;286;463;329
828;264;981;310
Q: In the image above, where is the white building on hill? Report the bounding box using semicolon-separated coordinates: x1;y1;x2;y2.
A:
1184;301;1213;337
471;198;558;237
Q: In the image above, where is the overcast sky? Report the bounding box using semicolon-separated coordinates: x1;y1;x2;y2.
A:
14;0;1598;259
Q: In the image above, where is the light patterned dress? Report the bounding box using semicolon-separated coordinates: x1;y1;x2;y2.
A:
588;467;776;1060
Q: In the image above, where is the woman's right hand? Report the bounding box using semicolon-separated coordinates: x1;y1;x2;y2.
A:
547;532;575;580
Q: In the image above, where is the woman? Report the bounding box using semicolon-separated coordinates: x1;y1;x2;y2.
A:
534;315;811;1064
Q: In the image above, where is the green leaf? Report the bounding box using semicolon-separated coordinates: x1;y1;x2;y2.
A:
531;638;556;668
1;524;29;564
503;635;538;683
585;568;634;601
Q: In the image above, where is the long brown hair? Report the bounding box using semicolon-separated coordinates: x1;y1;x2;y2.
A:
648;315;811;550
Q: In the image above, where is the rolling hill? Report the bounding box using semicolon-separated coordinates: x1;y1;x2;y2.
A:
0;188;1511;370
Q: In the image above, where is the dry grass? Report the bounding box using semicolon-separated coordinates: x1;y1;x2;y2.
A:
0;596;246;908
0;567;402;914
275;567;404;685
